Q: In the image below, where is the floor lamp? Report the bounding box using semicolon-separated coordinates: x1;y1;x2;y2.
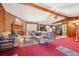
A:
75;22;79;41
75;27;78;41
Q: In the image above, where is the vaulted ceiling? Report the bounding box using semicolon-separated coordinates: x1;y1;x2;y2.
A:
35;3;79;17
2;3;79;25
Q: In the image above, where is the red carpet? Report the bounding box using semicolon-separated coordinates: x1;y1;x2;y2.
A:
54;37;79;54
0;37;79;56
16;43;65;56
0;47;18;56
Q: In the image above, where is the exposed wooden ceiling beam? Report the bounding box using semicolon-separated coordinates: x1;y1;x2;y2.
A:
52;16;78;24
21;3;79;18
20;3;67;18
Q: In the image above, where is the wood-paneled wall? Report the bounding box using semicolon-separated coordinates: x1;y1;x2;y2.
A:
0;4;5;32
5;12;15;31
58;18;76;37
67;21;76;37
